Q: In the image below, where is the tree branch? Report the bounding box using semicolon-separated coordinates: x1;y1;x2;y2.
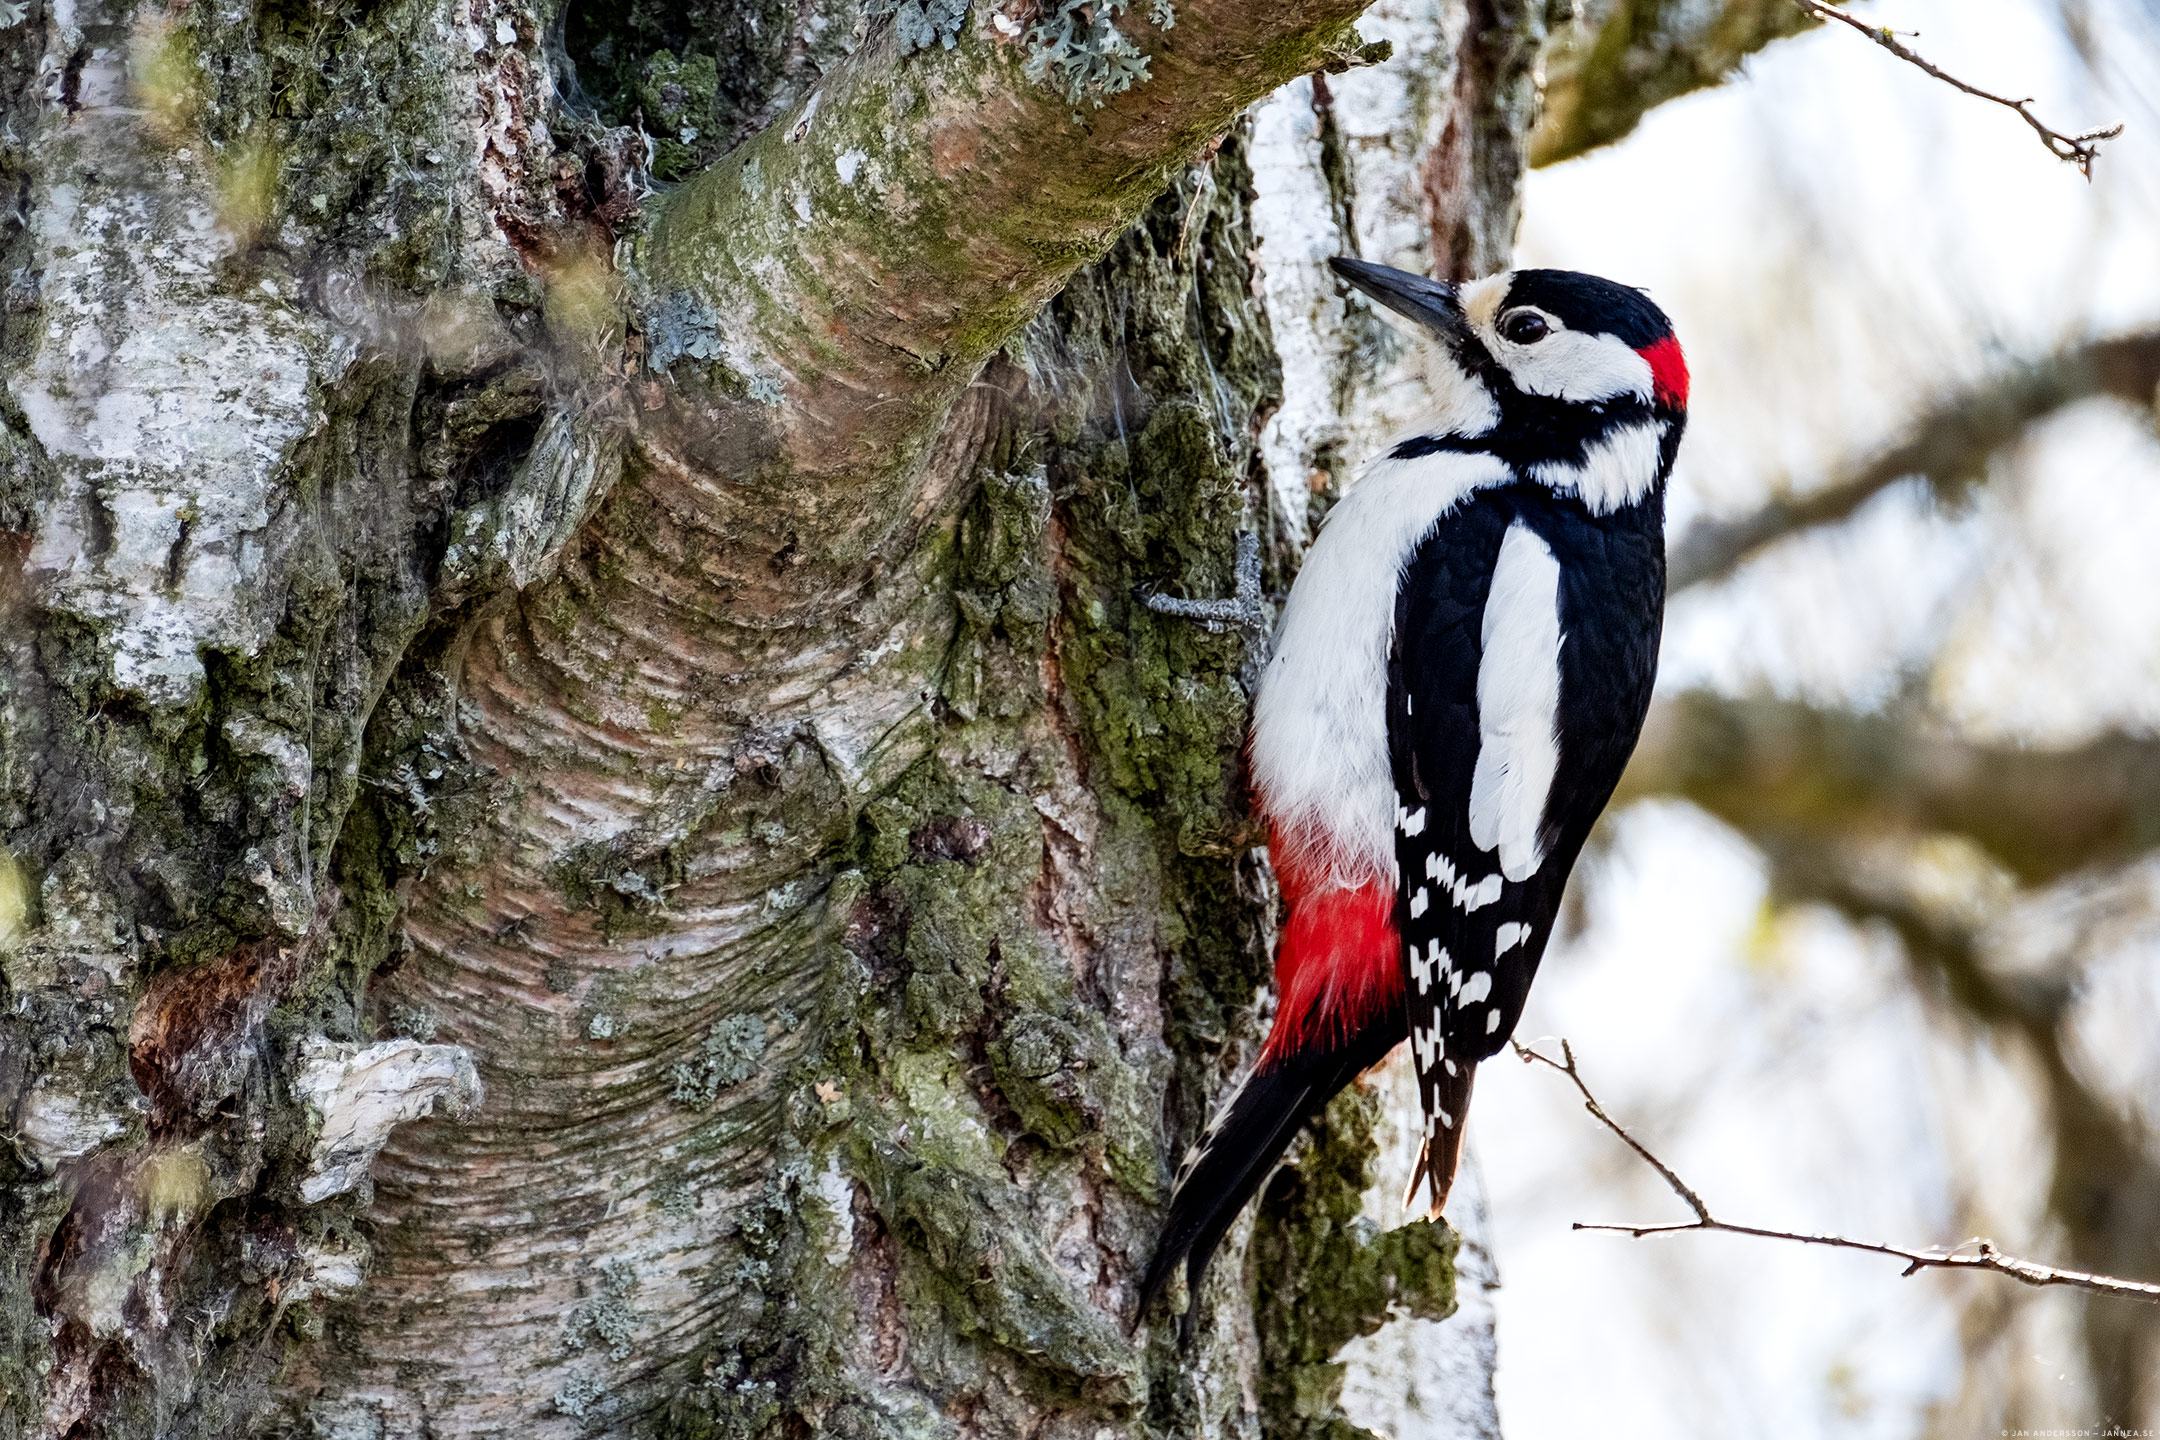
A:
1616;692;2160;886
1511;1038;2160;1305
1533;0;1817;168
1667;330;2160;591
1790;0;2122;176
1755;839;2160;1416
637;2;1375;581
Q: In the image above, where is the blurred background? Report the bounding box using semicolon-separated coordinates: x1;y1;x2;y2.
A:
1469;0;2160;1434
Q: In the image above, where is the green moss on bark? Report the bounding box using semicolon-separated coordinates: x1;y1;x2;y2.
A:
1251;1085;1459;1440
564;0;857;165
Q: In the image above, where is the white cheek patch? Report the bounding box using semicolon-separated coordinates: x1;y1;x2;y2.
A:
1494;329;1653;406
1534;420;1665;515
1468;521;1563;883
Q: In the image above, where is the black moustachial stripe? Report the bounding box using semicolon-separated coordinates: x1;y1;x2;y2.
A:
1390;391;1656;471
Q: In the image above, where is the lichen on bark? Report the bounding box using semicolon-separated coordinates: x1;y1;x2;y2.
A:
0;0;1575;1428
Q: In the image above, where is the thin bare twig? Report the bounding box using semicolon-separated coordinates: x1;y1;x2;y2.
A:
1511;1037;2160;1305
1791;0;2122;178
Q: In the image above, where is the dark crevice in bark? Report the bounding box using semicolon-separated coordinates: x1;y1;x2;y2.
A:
1425;0;1541;280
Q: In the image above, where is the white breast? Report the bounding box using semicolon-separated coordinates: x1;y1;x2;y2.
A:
1251;448;1512;889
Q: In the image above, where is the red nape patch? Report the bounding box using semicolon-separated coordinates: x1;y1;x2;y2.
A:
1259;828;1401;1065
1638;334;1689;411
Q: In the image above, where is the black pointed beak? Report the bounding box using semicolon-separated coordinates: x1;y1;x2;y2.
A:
1328;257;1468;344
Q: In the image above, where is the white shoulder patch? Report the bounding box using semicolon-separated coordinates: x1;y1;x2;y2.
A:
1534;421;1664;515
1467;521;1563;882
1252;449;1513;887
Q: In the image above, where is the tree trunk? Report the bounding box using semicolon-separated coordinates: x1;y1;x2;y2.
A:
0;0;1542;1434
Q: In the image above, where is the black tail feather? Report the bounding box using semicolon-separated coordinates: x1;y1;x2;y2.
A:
1407;1059;1476;1218
1140;1019;1402;1326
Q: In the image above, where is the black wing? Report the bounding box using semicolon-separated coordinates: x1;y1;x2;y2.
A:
1388;483;1665;1211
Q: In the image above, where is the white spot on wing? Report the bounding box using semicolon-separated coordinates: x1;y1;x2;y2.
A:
1458;970;1492;1003
1413;1021;1441;1069
1486;1009;1501;1034
1408;887;1429;918
1468;521;1563;882
1400;806;1426;836
1495;922;1530;956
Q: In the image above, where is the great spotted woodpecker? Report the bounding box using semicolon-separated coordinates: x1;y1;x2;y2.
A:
1143;258;1687;1313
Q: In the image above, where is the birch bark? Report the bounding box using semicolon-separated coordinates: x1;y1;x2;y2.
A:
0;0;1797;1434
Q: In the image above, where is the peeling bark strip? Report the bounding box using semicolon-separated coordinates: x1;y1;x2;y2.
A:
293;1039;483;1203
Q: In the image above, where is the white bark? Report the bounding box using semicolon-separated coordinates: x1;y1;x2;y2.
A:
0;0;1565;1429
1245;5;1515;1429
294;1038;483;1204
1252;0;1489;537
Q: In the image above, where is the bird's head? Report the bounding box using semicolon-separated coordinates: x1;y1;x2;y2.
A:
1330;257;1686;413
1328;256;1687;513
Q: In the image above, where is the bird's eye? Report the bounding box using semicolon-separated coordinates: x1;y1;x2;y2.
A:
1499;310;1550;345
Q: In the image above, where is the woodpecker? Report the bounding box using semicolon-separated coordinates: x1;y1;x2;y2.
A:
1143;258;1687;1314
